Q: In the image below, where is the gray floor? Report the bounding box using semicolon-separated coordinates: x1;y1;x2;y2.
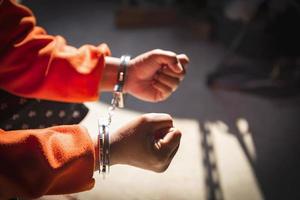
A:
24;0;300;199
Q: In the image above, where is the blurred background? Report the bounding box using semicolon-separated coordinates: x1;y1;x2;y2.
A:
21;0;300;199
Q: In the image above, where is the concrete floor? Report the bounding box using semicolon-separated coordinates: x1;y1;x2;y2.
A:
25;0;300;199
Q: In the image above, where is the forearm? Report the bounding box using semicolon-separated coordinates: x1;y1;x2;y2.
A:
99;56;120;92
0;0;110;103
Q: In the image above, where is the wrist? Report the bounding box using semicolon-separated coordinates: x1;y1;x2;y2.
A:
100;56;133;93
86;128;100;171
93;136;100;171
100;56;120;92
109;131;121;166
123;59;134;94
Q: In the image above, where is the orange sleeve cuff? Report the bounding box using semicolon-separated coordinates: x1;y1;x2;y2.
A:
0;0;111;103
0;125;96;199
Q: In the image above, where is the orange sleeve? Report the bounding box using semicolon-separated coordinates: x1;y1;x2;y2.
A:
0;0;111;103
0;125;96;199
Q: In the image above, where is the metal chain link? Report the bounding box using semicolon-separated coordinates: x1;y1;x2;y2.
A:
107;94;118;125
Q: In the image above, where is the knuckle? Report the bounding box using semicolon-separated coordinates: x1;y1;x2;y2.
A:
139;114;151;124
162;113;172;121
140;113;162;123
174;77;181;84
151;49;177;61
174;129;182;138
139;113;173;125
153;161;170;173
169;86;175;93
171;87;177;92
167;51;177;58
152;49;163;55
154;166;167;173
151;113;172;120
179;73;185;80
162;114;173;125
156;92;166;102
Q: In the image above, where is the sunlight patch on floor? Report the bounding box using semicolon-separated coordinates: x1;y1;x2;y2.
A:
38;102;263;200
204;121;263;200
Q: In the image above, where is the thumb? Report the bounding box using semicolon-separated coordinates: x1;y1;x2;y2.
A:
155;128;181;157
177;54;189;68
177;54;189;75
151;49;183;73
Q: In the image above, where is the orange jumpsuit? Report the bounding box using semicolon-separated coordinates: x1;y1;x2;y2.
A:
0;0;110;198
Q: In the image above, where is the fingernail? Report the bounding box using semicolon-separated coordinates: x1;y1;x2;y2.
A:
154;140;162;149
169;127;175;132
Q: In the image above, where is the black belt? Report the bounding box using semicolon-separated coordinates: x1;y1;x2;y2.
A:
0;90;88;131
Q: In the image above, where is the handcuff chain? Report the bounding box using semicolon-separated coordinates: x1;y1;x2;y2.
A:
107;94;118;125
98;55;130;177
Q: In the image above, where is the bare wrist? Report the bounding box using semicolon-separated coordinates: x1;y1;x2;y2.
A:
100;56;120;92
93;136;100;171
100;56;133;94
109;132;121;166
122;59;134;94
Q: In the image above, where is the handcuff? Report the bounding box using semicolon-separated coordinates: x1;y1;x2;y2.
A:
98;55;130;178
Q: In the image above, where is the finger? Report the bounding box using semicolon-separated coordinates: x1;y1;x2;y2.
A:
154;127;171;141
152;80;173;101
154;73;180;91
161;67;185;80
141;113;173;131
157;128;181;157
143;113;172;122
177;54;190;66
151;49;183;73
169;145;179;160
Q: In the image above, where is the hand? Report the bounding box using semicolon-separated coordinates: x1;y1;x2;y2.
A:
110;113;181;172
125;49;189;102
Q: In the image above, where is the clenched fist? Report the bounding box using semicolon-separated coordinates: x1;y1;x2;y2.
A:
125;49;189;102
102;49;189;102
110;113;181;172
